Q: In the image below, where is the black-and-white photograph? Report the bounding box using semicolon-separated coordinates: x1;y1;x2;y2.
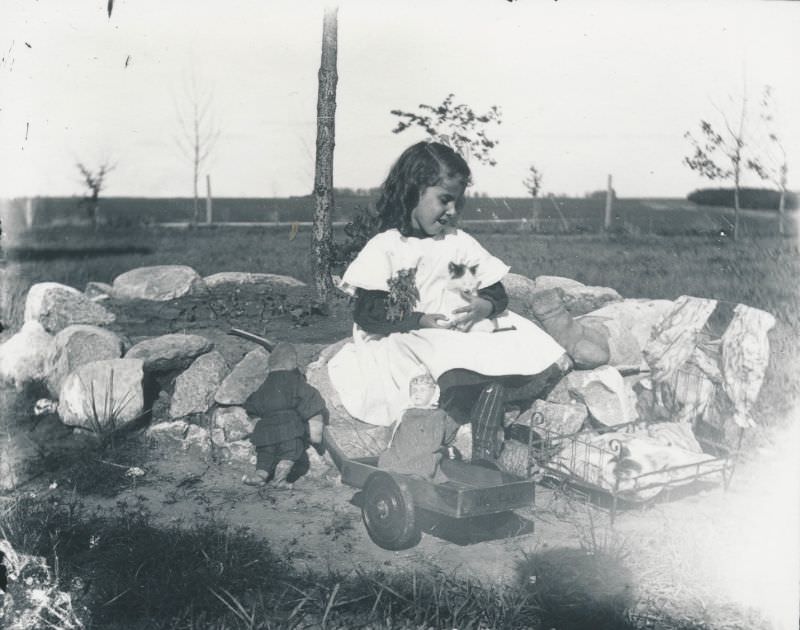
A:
1;1;798;628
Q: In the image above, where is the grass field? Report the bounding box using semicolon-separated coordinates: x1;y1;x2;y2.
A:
3;195;796;237
2;224;798;629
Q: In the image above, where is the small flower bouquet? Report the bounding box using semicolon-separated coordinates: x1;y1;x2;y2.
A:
386;268;420;322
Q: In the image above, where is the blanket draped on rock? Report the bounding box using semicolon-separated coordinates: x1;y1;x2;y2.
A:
643;296;776;434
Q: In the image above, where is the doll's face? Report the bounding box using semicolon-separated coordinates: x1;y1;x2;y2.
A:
409;379;437;408
410;176;466;237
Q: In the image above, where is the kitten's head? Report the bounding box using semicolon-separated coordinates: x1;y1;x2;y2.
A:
447;262;479;293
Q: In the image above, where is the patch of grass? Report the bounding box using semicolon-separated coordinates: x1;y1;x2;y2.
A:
38;437;152;498
1;494;544;629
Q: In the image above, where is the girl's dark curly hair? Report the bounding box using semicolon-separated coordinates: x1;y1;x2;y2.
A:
376;141;471;236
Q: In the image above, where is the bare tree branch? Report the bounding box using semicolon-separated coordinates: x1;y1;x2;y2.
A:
174;76;221;224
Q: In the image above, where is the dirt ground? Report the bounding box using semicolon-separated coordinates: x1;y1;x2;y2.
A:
4;312;799;629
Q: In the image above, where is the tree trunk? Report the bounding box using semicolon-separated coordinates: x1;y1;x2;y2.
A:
312;6;338;303
531;197;541;232
206;174;213;225
733;169;740;241
778;187;786;237
603;174;613;232
193;116;200;225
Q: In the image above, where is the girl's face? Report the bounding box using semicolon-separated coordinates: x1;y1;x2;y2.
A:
410;176;466;236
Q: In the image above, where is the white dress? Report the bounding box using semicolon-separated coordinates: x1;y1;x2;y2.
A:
328;228;566;427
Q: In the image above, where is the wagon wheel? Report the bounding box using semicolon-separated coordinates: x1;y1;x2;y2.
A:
361;472;421;550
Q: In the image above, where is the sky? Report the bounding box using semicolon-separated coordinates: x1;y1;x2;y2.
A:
1;0;798;200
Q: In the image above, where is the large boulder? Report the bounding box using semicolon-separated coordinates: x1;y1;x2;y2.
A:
0;320;54;389
203;272;306;291
112;265;205;301
84;281;113;301
57;358;145;432
558;285;622;316
306;339;393;458
125;333;213;372
531;275;586;292
502;272;540;300
24;282;115;332
169;351;229;418
213;406;255;441
514;398;589;437
214;347;270;405
578;299;674;371
566;366;638;427
44;325;124;396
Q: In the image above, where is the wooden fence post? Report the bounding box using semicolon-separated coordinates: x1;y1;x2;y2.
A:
25;197;34;228
205;174;213;225
604;174;613;232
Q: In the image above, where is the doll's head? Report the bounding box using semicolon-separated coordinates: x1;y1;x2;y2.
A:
408;373;438;408
269;342;298;371
377;142;471;237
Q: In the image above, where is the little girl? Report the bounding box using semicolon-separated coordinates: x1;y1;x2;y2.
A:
328;142;568;465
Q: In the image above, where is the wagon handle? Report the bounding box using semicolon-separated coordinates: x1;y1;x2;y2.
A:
228;328;276;352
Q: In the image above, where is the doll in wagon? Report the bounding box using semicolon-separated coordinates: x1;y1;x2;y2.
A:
377;373;461;481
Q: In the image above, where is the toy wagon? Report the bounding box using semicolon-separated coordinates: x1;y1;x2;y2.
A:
325;439;536;550
228;328;538;551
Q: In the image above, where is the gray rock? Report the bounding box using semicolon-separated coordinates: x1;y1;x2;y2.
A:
44;325;123;396
182;424;211;455
566;366;638;427
578;299;674;370
559;285;623;316
502;272;540;301
146;420;189;447
125;333;213;372
545;374;572;404
211;427;227;445
220;440;256;465
214;347;270;405
450;423;472;463
84;281;113;301
213;406;255;441
0;320;54;389
532;275;586;291
169;351;229;418
498;439;532;478
305;338;355;421
307;339;393;458
516;399;588;436
58;358;145;432
203;272;306;290
304;447;332;478
24;282;115;332
112;265;205;301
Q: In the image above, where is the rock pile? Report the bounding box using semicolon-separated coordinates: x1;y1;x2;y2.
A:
0;264;776;490
0;265;323;489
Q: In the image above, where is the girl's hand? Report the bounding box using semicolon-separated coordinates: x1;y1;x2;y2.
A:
419;313;453;329
451;292;493;332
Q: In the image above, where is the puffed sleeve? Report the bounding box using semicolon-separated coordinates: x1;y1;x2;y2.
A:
338;232;393;296
456;230;510;288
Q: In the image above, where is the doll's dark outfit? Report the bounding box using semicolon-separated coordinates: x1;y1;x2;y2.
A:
244;368;326;474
